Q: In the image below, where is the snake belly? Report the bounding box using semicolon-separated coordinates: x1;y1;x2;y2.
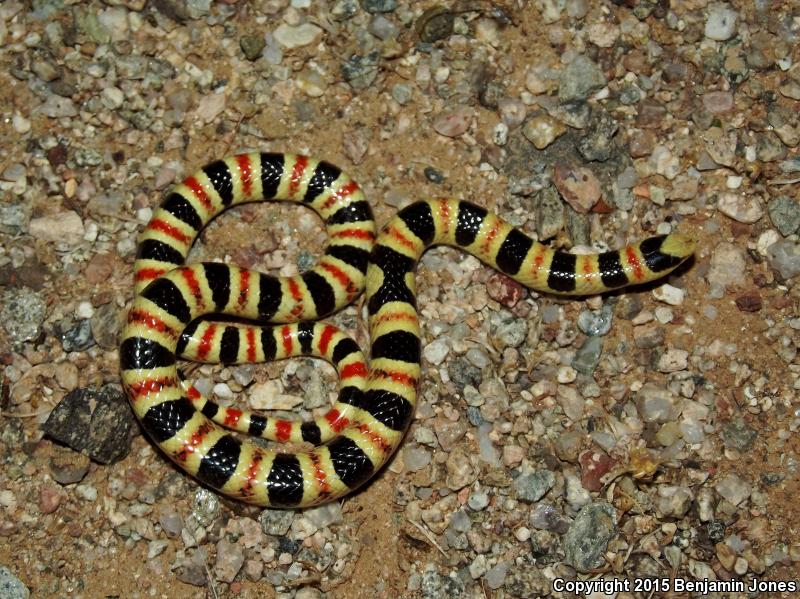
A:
120;153;695;508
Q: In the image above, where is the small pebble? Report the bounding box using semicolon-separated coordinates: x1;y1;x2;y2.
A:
12;114;31;134
195;93;226;124
391;83;412;105
432;105;472;137
768;196;800;236
513;469;555;503
29;211;85;247
657;349;689;373
735;290;762;312
38;96;78;118
766;240;800;279
522;113;566;149
423;338;450;365
75;484;97;501
101;87;125;109
552;163;601;213
707;243;746;287
417;6;453;42
572;336;603;375
403;446;431;472
652;284;685;306
717;192;764;223
0;566;29;599
240;35;266;61
273;23;322;48
651;145;681;180
703;91;734;114
721;418;758;451
49;452;90;485
38;484;62;514
577;305;613;336
1;163;26;183
636;384;683;423
715;473;752;506
558;55;607;101
498;97;527;129
260;509;293;536
705;4;739;41
148;540;169;559
485;562;508;590
468;490;490;511
361;0;396;13
215;539;245;583
486;272;525;307
557;366;577;383
58;319;95;352
563;503;617;572
368;15;398;40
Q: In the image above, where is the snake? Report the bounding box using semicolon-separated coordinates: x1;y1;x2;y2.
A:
120;153;695;508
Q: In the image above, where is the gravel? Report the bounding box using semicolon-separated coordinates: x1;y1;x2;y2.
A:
2;0;799;595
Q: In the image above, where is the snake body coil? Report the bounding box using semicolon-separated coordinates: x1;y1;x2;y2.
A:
120;153;695;508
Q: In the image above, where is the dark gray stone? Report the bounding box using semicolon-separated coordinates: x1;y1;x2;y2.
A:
768;195;800;236
513;469;555;502
174;548;209;587
720;417;757;451
361;0;396;13
341;52;380;90
240;35;266;61
616;295;643;320
558;55;606;102
332;0;359;20
424;166;445;184
563;502;618;572
448;358;481;390
417;6;454;42
534;186;565;240
420;567;465;599
572;336;604;374
41;385;136;464
49;451;90;484
56;318;95;352
259;509;294;536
